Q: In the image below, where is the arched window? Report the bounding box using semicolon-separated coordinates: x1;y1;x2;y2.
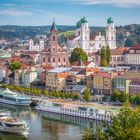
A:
58;58;60;62
53;36;55;41
53;58;55;62
64;58;66;62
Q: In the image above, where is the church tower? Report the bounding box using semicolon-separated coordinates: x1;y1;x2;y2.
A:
49;20;59;45
106;17;116;49
76;16;90;53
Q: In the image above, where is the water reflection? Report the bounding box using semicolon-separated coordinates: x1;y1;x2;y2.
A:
0;103;101;140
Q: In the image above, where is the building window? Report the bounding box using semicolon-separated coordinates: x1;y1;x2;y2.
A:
53;58;55;62
58;58;60;62
121;56;124;61
53;36;55;41
48;58;50;62
43;58;45;62
64;58;66;62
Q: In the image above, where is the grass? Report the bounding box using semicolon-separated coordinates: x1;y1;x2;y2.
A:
59;30;75;38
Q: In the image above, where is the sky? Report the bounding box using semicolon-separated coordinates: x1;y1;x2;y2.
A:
0;0;140;26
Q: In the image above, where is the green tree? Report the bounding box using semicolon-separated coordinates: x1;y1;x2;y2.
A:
106;45;111;66
9;61;21;71
70;48;88;64
100;46;108;67
82;104;140;140
83;87;91;102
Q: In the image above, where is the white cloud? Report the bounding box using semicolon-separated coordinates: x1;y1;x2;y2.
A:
69;0;140;7
30;9;63;19
0;10;32;16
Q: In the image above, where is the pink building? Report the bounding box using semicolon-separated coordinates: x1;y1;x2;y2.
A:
40;21;70;68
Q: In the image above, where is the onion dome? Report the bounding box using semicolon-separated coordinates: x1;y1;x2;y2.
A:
76;21;81;28
80;16;88;23
107;17;114;24
76;16;88;28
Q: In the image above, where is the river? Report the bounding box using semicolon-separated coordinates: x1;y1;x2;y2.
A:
0;103;101;140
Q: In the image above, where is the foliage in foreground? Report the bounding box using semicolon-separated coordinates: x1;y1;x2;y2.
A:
111;90;140;105
82;103;140;140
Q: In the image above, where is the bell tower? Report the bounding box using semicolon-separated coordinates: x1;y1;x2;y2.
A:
106;17;116;49
50;20;59;45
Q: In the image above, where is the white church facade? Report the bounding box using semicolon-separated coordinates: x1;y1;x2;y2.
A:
67;17;116;53
29;39;45;51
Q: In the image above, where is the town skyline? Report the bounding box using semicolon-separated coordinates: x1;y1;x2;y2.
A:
0;0;140;26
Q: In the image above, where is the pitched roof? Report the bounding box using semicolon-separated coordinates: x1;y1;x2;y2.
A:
110;47;129;55
114;72;140;80
50;21;57;32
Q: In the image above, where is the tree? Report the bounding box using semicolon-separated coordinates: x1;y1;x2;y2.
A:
100;46;108;67
83;87;91;102
106;45;111;66
82;104;140;140
9;61;21;71
70;48;88;64
124;38;134;47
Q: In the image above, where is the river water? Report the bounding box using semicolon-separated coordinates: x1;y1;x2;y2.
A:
0;103;101;140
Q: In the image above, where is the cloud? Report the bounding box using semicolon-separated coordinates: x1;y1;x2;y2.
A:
0;10;32;16
69;0;140;7
35;9;62;18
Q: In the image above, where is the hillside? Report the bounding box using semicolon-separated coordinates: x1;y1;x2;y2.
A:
0;24;140;47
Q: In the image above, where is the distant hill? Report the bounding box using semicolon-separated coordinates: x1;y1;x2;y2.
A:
0;24;140;47
0;25;76;40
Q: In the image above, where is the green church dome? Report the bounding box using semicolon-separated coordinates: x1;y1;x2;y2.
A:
80;16;88;23
76;16;88;28
76;21;81;28
107;17;114;24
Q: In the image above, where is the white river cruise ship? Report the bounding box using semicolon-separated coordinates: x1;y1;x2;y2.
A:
36;99;121;122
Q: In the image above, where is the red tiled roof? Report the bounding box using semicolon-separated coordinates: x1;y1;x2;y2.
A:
71;61;92;67
42;64;53;70
110;47;129;55
94;72;111;78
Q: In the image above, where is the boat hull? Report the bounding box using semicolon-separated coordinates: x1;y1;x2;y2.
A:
0;99;31;107
35;106;112;122
0;126;29;135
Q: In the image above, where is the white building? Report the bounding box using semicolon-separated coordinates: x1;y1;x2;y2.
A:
106;17;116;49
67;17;116;53
29;39;44;51
125;45;140;65
22;67;37;87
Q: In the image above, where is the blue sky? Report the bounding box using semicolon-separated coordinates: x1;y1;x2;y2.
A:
0;0;140;26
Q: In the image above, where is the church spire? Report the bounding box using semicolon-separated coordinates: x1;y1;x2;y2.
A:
50;18;57;32
50;19;58;44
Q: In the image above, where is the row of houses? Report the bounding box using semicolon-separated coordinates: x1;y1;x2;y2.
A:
90;45;140;67
0;56;140;100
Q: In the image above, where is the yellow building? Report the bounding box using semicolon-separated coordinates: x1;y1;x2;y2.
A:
46;68;70;92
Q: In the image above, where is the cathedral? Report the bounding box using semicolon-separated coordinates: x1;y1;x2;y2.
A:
67;17;116;53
